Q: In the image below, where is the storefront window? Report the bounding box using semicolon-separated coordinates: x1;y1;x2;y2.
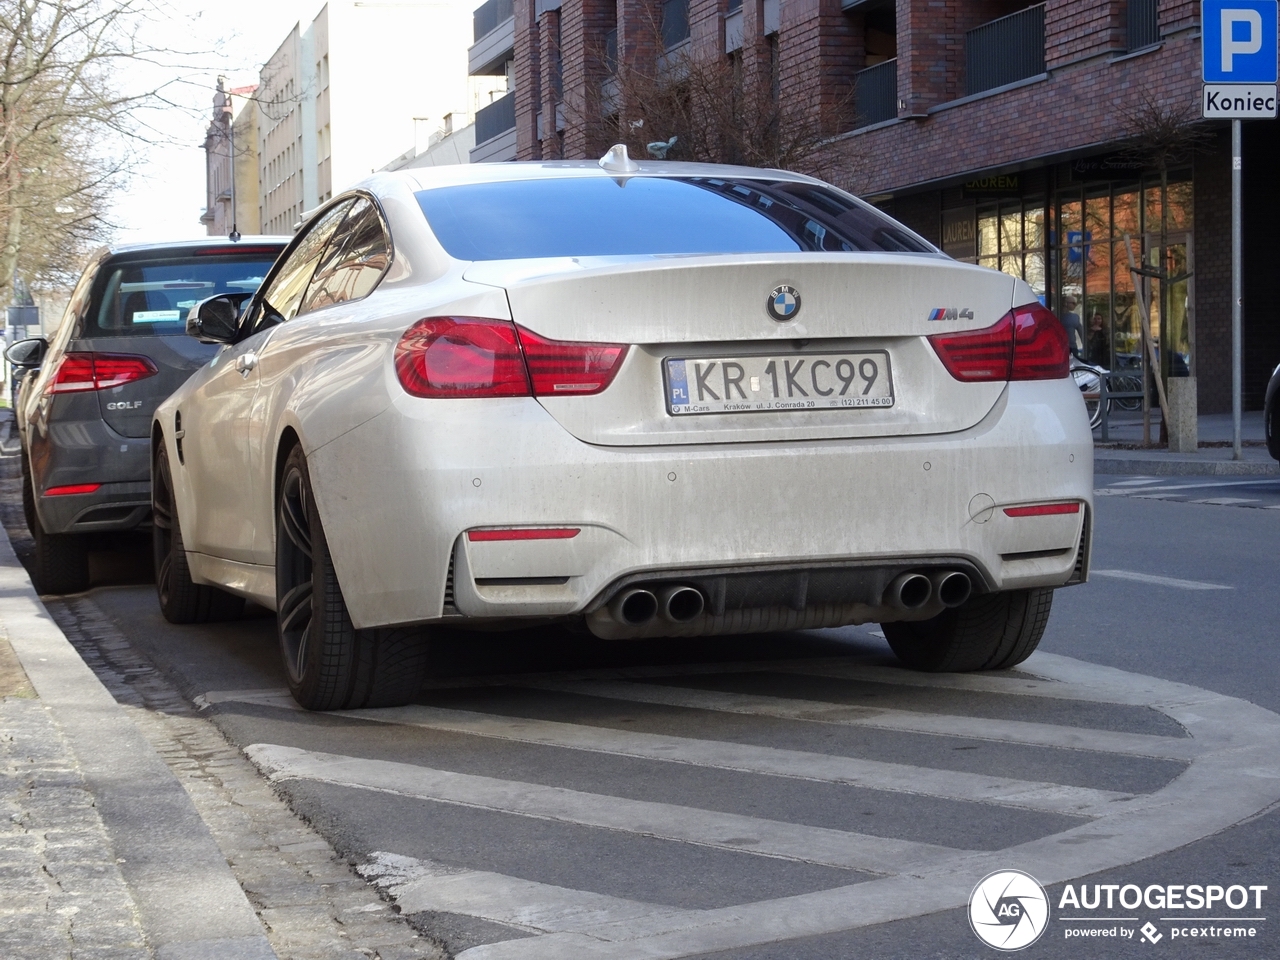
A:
1050;171;1192;376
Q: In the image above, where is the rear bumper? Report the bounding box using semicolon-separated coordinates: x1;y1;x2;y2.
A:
28;413;151;534
309;378;1094;630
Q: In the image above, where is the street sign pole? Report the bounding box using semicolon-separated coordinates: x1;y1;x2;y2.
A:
1231;119;1243;460
1202;0;1278;460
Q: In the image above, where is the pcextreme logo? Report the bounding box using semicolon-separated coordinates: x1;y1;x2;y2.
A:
969;870;1050;951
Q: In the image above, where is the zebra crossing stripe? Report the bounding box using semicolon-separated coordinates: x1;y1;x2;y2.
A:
332;704;1133;817
245;743;964;874
520;678;1202;761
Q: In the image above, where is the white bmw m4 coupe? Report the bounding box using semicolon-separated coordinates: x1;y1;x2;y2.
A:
153;150;1093;710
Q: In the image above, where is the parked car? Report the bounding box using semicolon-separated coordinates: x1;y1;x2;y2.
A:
1267;361;1280;462
7;237;289;594
154;152;1093;711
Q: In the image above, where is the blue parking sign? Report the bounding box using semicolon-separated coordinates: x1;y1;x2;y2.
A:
1203;0;1278;82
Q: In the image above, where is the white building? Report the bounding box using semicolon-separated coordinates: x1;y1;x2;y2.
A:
255;0;505;234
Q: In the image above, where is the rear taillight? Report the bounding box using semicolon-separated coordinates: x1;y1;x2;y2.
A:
46;353;157;394
394;317;627;399
516;326;628;396
929;302;1069;383
394;317;531;398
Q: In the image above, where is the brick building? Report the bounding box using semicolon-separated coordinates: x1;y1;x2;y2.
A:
471;0;1280;412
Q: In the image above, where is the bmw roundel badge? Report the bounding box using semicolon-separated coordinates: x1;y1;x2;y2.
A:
767;284;801;322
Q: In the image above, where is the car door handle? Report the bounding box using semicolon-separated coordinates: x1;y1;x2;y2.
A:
235;352;259;376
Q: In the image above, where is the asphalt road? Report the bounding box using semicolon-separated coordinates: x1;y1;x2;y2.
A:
4;475;1279;960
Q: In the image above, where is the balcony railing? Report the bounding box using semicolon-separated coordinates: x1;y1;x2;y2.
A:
473;0;513;42
1127;0;1160;50
854;59;897;128
475;90;516;143
965;4;1045;97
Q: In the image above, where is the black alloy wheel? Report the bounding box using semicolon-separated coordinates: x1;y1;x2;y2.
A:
153;443;243;623
275;444;429;711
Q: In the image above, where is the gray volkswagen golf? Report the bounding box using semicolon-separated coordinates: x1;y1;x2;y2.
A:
7;237;288;594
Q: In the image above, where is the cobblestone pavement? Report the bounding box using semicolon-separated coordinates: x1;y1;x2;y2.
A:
0;637;150;960
0;467;445;960
44;596;446;960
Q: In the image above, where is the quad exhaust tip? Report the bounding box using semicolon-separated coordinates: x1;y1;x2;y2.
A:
885;572;932;610
660;585;705;623
608;585;707;626
611;588;659;625
931;570;972;608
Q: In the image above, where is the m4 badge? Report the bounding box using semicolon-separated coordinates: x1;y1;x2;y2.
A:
928;307;975;321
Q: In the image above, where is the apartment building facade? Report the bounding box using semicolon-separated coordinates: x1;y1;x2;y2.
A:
490;0;1280;412
200;78;261;236
253;0;504;235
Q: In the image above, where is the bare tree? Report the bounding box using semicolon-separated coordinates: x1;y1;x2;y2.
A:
1119;89;1213;445
567;13;858;181
0;0;178;304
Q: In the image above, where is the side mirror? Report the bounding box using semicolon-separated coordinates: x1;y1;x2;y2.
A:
186;294;249;344
4;337;48;368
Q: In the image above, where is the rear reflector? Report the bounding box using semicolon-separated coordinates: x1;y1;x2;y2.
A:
929;302;1069;382
45;483;102;496
46;353;158;394
394;317;627;399
1004;502;1081;518
467;528;581;541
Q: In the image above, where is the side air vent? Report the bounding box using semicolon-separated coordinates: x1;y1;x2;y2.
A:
442;554;459;615
1065;506;1091;586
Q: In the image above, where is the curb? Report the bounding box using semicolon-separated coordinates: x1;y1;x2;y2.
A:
0;534;278;959
1094;455;1280;477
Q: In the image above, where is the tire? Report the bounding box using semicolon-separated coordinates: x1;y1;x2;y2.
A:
882;588;1054;673
276;444;429;710
1113;375;1144;412
153;443;244;624
32;513;89;595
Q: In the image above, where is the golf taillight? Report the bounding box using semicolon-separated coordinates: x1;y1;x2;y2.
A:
394;317;627;399
929;302;1069;383
46;353;158;394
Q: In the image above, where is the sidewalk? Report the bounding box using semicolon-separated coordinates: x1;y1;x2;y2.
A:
0;418;437;959
1093;410;1279;476
0;530;278;959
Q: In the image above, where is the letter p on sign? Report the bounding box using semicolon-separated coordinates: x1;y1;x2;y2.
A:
1203;0;1279;81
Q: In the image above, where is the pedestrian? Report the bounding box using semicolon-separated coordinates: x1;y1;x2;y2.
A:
1060;295;1084;358
1086;312;1108;365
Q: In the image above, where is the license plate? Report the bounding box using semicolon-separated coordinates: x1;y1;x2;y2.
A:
664;351;894;415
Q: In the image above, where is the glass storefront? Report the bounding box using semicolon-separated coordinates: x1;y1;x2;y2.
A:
1053;176;1192;377
944;167;1194;379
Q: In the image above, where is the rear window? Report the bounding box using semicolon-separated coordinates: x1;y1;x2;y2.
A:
82;251;281;338
415;176;934;261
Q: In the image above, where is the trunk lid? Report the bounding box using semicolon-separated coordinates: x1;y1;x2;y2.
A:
465;253;1018;446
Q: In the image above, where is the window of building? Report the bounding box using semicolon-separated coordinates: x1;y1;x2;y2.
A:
662;0;690;49
1126;0;1160;51
975;199;1047;300
1052;174;1192;372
